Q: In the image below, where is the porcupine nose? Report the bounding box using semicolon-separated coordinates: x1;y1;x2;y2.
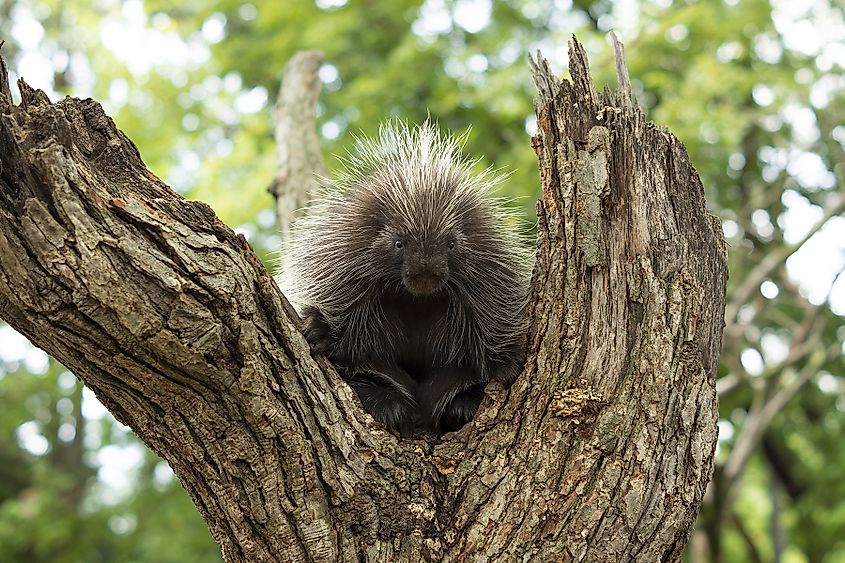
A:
403;253;449;296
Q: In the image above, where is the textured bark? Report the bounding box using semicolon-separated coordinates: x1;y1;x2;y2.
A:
0;37;726;562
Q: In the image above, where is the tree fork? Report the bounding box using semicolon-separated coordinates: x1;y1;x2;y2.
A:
0;37;726;562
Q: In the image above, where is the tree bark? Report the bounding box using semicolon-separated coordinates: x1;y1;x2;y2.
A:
0;37;726;562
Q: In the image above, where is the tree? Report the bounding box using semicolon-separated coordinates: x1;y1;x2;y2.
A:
5;0;845;560
0;34;726;563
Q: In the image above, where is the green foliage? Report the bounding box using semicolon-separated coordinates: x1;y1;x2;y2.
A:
0;354;221;563
1;0;844;560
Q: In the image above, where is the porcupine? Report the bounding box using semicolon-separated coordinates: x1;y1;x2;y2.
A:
277;121;531;437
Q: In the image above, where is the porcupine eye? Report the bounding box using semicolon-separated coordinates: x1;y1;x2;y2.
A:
394;240;404;250
448;240;455;250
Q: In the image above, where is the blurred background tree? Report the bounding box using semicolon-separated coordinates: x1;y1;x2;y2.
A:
0;0;843;561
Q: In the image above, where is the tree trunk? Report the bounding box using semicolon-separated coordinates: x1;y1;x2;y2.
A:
0;37;727;562
268;50;327;245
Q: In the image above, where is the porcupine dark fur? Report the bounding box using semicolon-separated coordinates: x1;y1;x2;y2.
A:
277;121;531;436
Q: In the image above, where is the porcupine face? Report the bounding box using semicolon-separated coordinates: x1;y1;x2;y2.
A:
355;161;483;299
393;231;452;296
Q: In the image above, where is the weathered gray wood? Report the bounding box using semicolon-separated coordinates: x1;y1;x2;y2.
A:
269;50;327;245
0;37;726;562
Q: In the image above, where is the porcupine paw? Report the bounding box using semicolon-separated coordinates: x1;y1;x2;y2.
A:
438;385;485;434
300;306;334;356
344;372;420;437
